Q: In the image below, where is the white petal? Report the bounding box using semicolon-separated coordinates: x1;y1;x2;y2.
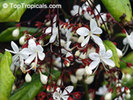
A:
53;92;60;100
92;27;102;34
36;45;44;52
104;50;113;58
102;58;115;67
70;10;77;16
62;95;69;100
89;52;99;60
45;27;52;34
129;40;133;49
76;27;89;36
25;54;36;65
91;35;103;45
62;86;74;95
99;44;106;56
84;12;91;20
49;34;57;43
38;52;45;60
81;36;90;47
90;19;98;31
89;60;100;70
5;49;16;54
28;39;36;49
53;15;57;23
94;4;101;15
21;48;31;55
123;37;128;45
65;41;71;49
66;52;72;58
11;41;19;52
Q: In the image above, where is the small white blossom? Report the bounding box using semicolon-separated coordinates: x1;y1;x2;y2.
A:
24;39;45;65
53;86;74;100
89;45;115;70
76;19;103;47
123;32;133;49
96;85;108;96
39;71;48;84
45;15;58;43
70;5;82;16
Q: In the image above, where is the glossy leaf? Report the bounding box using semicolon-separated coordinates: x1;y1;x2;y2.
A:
0;27;38;42
0;0;51;22
0;51;15;100
103;40;120;67
102;0;132;22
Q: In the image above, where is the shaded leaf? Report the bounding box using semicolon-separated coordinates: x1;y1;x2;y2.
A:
0;0;51;22
102;0;132;22
0;51;15;100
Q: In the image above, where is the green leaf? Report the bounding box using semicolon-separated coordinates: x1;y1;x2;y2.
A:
0;51;15;100
120;52;133;69
0;0;51;22
115;33;126;38
103;40;120;67
102;0;132;22
9;70;61;100
0;27;38;42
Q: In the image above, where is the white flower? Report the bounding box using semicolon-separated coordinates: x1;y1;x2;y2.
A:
76;19;103;47
24;39;45;65
70;5;82;16
104;92;112;100
12;28;19;37
123;32;133;49
5;41;28;69
96;85;108;96
53;86;74;100
83;4;101;20
89;45;115;70
45;15;58;43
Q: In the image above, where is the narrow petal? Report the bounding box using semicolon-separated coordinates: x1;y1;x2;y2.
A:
89;60;100;70
36;45;44;52
81;36;90;47
25;54;36;65
5;49;16;54
21;48;31;55
94;4;101;15
99;44;106;56
89;52;99;60
102;58;115;67
28;39;36;49
92;27;102;34
90;19;98;31
62;95;69;100
45;27;52;34
62;86;74;95
104;50;113;58
49;34;57;43
84;12;91;20
76;27;89;36
123;37;128;45
53;92;60;100
11;41;19;52
91;35;103;45
38;52;45;60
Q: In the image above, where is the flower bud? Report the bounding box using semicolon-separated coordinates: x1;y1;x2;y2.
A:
104;92;112;100
57;79;63;86
70;75;78;84
76;75;83;81
64;60;70;67
75;50;80;56
116;48;123;58
39;71;48;84
61;39;66;47
12;28;19;37
85;66;92;75
19;35;26;45
84;76;94;84
126;93;131;99
78;36;84;43
76;68;85;76
126;74;131;81
25;73;32;82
